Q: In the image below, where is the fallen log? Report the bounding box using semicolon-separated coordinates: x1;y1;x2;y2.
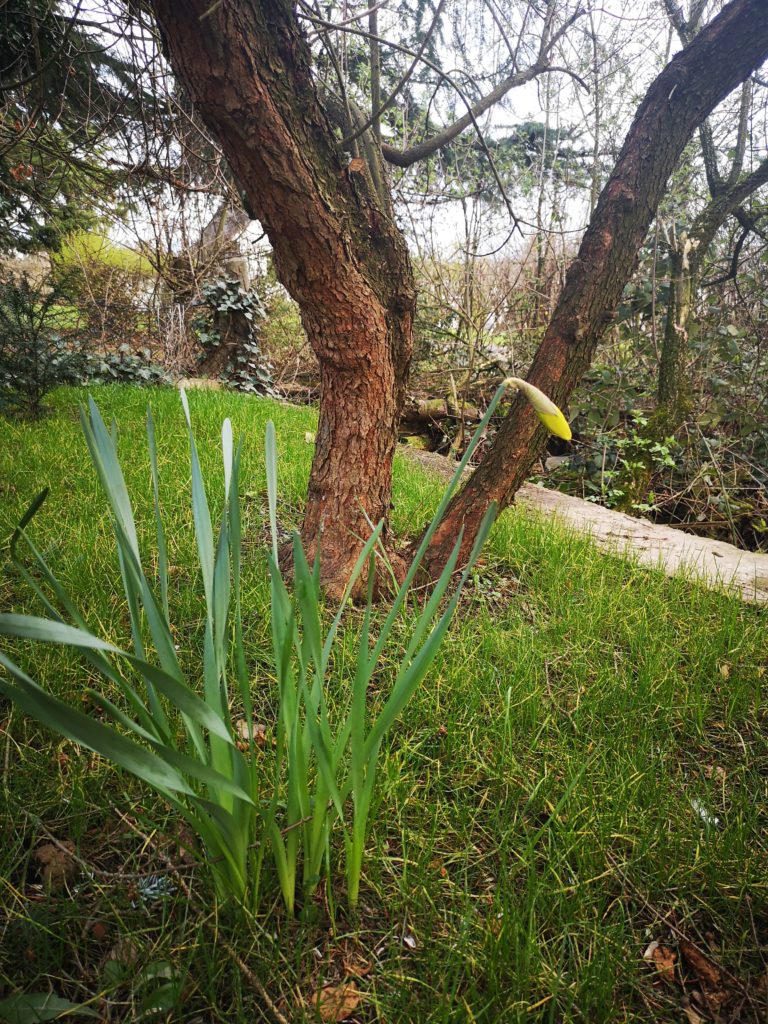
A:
401;396;481;425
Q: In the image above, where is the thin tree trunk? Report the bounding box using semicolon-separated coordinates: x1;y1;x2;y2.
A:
421;0;768;577
656;239;695;428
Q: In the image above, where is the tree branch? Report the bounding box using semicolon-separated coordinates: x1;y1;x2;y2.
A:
726;77;752;186
378;3;586;167
339;0;447;149
380;61;547;166
690;152;768;266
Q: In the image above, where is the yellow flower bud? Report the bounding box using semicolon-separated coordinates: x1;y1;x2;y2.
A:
503;377;572;441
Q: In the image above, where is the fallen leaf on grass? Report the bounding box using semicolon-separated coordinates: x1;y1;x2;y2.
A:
643;940;677;985
34;841;76;889
339;942;372;978
679;938;729;1011
108;936;140;966
314;981;360;1022
679;939;723;988
234;719;268;750
429;857;448;878
87;920;109;943
681;999;705;1024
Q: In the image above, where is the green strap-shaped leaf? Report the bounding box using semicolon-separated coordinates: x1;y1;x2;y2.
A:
147;406;170;623
0;991;100;1023
0;615;232;745
265;420;279;564
0;655;192;798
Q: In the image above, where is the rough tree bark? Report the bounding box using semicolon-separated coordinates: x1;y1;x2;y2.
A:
421;0;768;576
150;0;416;597
149;0;768;594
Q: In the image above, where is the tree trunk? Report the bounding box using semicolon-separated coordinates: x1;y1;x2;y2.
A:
655;179;768;433
198;306;253;378
149;0;768;595
149;0;416;598
656;239;696;429
421;0;768;577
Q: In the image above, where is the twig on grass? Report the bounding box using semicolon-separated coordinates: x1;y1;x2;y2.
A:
606;851;760;1018
26;811;192;881
115;810;290;1024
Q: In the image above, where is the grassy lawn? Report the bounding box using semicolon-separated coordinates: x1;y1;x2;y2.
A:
0;385;766;1023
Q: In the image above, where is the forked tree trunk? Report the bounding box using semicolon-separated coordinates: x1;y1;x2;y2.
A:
656;159;768;432
150;0;415;598
420;0;768;577
150;0;768;595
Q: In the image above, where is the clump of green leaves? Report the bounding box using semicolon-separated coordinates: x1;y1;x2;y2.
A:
0;395;258;901
84;344;170;387
194;278;275;396
262;406;497;910
0;273;86;418
0;386;504;911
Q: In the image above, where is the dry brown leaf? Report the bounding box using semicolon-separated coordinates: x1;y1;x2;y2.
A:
34;841;77;889
678;938;723;989
108;937;140;966
342;957;372;979
643;940;677;985
429;857;448;878
315;981;360;1022
678;938;728;1009
340;944;372;978
234;720;267;748
681;1000;705;1024
88;920;109;943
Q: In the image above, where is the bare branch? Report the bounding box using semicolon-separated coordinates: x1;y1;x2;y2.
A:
338;0;448;149
380;61;547;166
726;77;752;186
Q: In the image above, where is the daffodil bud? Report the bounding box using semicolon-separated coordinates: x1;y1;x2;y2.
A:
503;377;572;441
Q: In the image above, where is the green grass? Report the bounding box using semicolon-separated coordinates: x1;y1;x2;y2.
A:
1;385;766;1023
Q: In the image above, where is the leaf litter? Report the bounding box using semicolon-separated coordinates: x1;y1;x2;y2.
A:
642;923;755;1022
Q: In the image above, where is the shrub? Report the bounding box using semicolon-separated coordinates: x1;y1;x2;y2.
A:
53;232;155;348
84;344;171;387
0;273;86;418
